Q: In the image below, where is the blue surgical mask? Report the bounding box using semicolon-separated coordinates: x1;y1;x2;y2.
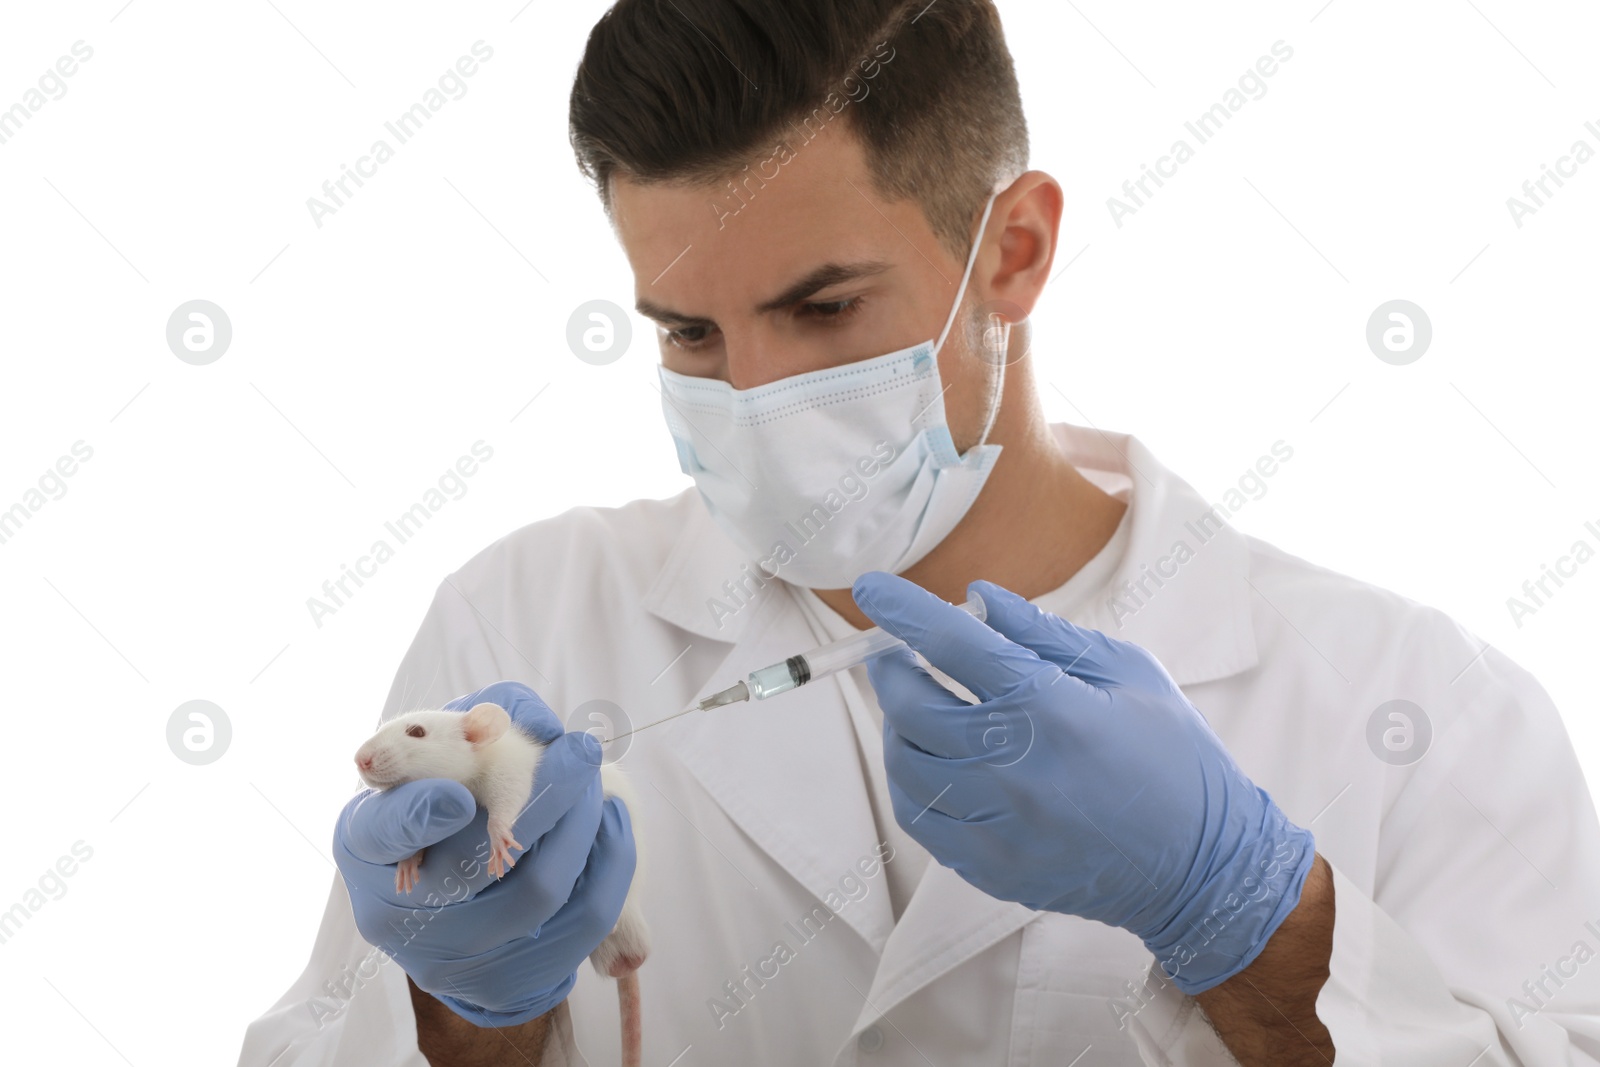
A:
657;185;1008;589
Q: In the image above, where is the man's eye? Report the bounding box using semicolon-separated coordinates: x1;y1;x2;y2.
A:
799;297;865;322
662;297;866;350
664;325;715;349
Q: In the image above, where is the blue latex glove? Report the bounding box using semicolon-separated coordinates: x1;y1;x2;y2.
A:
333;680;637;1026
852;571;1316;995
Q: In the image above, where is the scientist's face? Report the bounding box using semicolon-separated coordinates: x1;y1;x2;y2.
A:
612;118;1008;451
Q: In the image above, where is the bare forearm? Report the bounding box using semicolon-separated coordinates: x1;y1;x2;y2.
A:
408;974;551;1066
1194;851;1336;1066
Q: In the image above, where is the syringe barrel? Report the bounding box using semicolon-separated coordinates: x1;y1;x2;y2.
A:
769;590;988;693
747;659;804;700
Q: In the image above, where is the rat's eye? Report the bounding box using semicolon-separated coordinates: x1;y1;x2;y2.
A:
405;725;426;738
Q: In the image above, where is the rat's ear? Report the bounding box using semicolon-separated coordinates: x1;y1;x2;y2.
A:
461;702;511;746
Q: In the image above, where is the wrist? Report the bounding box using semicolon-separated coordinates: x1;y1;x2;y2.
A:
410;974;557;1066
435;970;578;1028
1141;801;1316;996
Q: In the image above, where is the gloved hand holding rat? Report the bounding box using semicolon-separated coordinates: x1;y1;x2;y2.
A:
333;680;647;1050
851;571;1317;996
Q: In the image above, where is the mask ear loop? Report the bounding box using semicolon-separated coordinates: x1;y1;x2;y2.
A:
932;184;1007;455
932;190;1000;358
975;313;1010;449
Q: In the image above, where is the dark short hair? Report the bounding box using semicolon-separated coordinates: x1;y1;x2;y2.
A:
568;0;1029;265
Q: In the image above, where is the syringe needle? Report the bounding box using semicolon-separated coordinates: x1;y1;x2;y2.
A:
601;682;750;744
602;706;696;744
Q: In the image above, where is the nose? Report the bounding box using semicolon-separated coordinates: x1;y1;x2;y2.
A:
356;754;372;771
718;334;818;391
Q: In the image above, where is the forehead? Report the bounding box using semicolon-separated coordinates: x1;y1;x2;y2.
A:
610;124;925;308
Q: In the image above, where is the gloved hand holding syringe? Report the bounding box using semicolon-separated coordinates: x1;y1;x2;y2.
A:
603;591;988;743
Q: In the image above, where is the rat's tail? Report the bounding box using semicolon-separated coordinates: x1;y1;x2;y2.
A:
617;971;642;1067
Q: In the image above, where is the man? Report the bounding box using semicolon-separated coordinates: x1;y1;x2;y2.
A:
240;1;1600;1064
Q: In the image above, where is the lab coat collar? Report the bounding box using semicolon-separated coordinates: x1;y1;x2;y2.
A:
640;492;780;647
1050;421;1260;686
637;422;1260;1029
641;422;1260;687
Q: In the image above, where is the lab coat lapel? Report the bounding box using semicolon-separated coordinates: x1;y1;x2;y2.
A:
640;501;898;955
825;652;1043;1030
851;848;1041;1031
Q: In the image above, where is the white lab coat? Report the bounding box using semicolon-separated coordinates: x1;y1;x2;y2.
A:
239;423;1600;1066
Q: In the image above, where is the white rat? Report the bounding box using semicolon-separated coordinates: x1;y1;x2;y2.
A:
353;701;650;1066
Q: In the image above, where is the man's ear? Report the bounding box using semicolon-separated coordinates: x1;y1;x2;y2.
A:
462;702;511;746
972;168;1062;321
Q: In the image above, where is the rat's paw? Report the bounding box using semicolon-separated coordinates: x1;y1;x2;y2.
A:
486;817;523;879
395;850;424;895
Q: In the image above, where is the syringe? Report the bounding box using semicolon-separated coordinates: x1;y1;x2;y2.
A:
600;592;988;744
694;591;988;711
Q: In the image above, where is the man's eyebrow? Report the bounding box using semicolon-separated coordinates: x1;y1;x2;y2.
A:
753;259;893;314
634;259;892;325
633;297;710;327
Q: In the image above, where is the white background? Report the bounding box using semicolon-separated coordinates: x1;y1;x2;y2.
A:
0;1;1595;1063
